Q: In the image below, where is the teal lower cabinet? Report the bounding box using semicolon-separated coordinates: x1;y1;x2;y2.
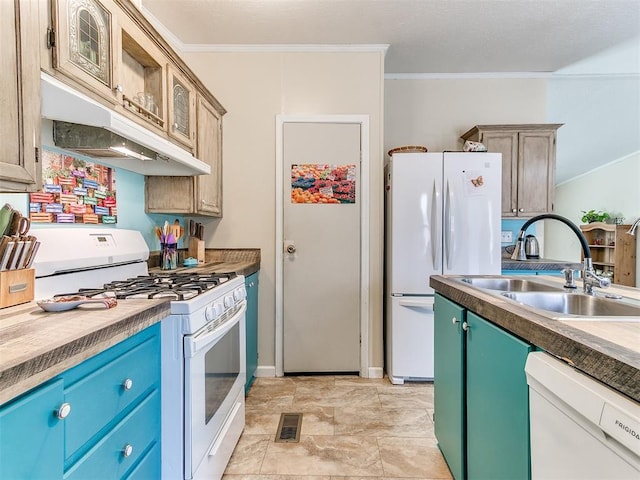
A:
245;271;259;393
0;324;161;480
434;294;533;480
0;379;65;479
434;295;466;480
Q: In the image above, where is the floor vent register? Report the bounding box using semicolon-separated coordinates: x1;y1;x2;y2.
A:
275;413;303;443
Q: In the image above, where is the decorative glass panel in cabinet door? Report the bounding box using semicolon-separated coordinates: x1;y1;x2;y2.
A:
173;80;190;136
68;0;111;85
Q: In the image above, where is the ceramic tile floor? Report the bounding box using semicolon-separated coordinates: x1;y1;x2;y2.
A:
222;376;453;479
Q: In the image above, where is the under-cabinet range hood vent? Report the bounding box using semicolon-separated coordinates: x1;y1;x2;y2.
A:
41;72;210;176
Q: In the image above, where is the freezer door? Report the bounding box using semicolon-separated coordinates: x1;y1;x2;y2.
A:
387;153;442;295
385;295;435;383
442;152;502;276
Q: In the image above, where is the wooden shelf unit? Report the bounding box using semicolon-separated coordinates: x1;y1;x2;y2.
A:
580;222;636;287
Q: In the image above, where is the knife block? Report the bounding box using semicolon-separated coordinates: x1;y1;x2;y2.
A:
0;269;35;309
188;238;205;264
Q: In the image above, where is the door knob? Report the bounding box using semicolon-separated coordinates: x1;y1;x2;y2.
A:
286;244;296;254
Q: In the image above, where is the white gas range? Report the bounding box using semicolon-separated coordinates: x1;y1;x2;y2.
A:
33;228;246;480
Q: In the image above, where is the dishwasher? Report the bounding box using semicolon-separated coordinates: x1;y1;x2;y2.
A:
525;352;640;479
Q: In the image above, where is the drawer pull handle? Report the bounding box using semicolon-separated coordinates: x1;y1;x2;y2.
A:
56;403;71;419
122;378;133;391
122;444;133;458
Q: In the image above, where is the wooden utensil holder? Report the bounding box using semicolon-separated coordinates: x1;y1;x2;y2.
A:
0;269;35;308
188;238;205;264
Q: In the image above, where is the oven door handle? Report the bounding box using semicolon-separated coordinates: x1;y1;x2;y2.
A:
185;302;246;358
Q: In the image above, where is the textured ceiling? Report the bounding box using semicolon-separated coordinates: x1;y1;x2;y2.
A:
139;0;640;74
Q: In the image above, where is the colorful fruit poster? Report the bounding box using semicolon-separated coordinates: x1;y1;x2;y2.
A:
291;164;356;204
30;147;117;224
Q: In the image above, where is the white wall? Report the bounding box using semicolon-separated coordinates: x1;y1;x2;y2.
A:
384;77;548;157
544;154;640;284
181;50;385;372
546;38;640;285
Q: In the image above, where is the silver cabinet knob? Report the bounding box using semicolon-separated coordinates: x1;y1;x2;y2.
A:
56;403;71;419
114;84;123;93
451;317;460;325
462;322;469;331
122;444;133;458
122;378;133;391
286;244;296;254
512;208;517;213
519;208;525;212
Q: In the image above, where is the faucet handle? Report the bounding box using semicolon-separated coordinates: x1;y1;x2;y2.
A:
561;268;579;289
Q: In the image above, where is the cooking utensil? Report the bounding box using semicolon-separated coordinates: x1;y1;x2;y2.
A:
8;241;25;270
7;212;30;237
16;240;31;269
0;240;13;271
37;295;118;312
0;204;14;237
24;241;40;268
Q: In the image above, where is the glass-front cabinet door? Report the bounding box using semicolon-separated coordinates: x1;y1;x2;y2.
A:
167;65;196;149
53;0;118;104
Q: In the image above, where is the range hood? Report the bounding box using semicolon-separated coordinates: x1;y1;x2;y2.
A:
41;72;210;176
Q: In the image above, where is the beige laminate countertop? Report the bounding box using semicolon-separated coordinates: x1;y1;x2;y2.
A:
148;248;261;277
0;298;171;405
430;274;640;403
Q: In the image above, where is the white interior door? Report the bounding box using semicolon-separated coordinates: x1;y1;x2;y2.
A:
283;122;361;373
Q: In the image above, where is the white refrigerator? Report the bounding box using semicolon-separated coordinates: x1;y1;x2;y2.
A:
385;151;502;384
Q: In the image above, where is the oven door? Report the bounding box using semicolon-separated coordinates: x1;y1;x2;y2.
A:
184;302;246;479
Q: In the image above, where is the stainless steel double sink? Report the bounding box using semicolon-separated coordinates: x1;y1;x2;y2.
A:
458;277;640;321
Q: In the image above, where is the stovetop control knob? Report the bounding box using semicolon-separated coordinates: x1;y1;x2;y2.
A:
214;302;224;317
233;287;246;301
224;295;234;308
205;304;217;322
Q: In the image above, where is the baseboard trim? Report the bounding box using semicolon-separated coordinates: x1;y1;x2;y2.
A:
256;366;277;378
255;365;383;379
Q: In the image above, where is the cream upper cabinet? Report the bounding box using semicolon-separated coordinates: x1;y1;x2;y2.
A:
461;124;562;217
167;65;196;150
51;0;120;104
195;95;223;216
1;0;41;192
145;95;224;217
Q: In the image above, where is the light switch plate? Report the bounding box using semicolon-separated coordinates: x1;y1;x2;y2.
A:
501;231;513;242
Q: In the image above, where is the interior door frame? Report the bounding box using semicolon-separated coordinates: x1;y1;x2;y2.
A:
275;115;370;377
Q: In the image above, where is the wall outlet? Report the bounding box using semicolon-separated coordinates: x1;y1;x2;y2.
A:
501;231;513;243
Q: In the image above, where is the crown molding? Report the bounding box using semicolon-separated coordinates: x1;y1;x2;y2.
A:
385;72;553;80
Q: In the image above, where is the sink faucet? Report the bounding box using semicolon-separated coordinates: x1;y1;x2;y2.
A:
510;213;611;295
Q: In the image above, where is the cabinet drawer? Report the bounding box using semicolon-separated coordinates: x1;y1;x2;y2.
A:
66;389;160;480
0;379;64;479
123;440;161;480
62;325;160;460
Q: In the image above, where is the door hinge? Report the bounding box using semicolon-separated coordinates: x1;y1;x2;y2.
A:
47;27;56;48
35;147;39;163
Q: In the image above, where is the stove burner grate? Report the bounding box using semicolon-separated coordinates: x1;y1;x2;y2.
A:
62;272;237;301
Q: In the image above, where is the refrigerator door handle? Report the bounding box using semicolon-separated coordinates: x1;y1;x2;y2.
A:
444;180;455;269
398;298;435;311
431;180;441;269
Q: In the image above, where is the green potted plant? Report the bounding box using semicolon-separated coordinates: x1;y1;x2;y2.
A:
580;209;610;223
